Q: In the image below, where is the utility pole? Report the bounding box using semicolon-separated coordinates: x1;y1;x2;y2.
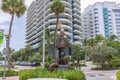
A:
2;35;9;80
42;0;46;68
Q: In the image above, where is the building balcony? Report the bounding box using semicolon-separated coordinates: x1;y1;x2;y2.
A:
74;30;81;34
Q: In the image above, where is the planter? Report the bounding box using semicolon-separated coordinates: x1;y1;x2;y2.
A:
28;78;67;80
59;65;69;70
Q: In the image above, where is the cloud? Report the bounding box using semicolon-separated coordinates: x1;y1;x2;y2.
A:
0;11;11;24
0;0;34;24
0;24;19;31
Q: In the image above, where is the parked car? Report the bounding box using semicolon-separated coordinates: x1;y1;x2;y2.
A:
15;61;20;65
0;62;3;66
19;62;27;66
31;62;37;67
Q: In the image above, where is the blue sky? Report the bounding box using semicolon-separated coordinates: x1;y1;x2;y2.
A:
0;0;119;51
0;0;34;51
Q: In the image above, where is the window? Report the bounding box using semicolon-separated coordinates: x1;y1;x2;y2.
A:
116;25;120;27
94;8;98;11
116;28;120;30
95;20;99;22
94;16;99;19
95;27;99;29
116;22;120;24
95;30;99;33
112;9;120;13
115;18;120;20
117;32;120;34
115;14;120;17
95;23;99;26
94;12;98;15
109;22;112;24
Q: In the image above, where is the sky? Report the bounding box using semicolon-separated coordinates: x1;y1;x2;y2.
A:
0;0;119;51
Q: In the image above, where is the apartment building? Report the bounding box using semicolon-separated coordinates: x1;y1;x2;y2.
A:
82;1;120;40
26;0;81;50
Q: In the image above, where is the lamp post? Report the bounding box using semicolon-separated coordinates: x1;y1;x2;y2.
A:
42;0;46;68
2;35;9;80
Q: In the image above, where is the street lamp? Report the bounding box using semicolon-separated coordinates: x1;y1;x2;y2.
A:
2;35;9;80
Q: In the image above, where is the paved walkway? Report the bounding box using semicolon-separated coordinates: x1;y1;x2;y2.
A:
0;76;19;80
81;61;117;80
0;66;34;80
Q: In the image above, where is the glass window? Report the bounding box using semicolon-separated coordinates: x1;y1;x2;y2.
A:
94;8;98;11
95;23;99;26
116;25;120;27
112;9;120;13
115;14;120;17
115;18;120;20
94;16;99;19
94;12;98;15
95;20;99;22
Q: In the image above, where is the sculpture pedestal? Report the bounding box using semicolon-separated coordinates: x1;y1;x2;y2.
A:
59;65;69;70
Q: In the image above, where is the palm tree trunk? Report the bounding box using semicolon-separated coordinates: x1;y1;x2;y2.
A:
54;14;59;58
7;13;14;71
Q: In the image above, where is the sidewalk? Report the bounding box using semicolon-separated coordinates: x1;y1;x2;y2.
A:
81;61;117;80
0;76;19;80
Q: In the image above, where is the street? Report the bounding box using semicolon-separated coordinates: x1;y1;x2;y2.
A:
84;70;117;80
81;62;117;80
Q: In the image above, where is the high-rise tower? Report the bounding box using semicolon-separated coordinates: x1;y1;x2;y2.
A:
26;0;81;50
82;1;120;40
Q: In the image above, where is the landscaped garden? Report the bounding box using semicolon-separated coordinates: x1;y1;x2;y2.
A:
19;68;85;80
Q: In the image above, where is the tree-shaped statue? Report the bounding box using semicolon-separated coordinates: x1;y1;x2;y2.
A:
56;27;70;59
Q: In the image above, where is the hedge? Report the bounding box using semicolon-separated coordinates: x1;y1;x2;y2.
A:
0;71;18;77
117;70;120;80
19;69;86;80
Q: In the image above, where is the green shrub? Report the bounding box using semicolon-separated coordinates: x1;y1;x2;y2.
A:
117;70;120;80
19;69;39;80
63;70;86;80
0;71;18;77
19;69;86;80
112;59;120;67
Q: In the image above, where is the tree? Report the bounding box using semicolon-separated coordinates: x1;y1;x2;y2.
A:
86;38;96;47
50;0;65;41
86;45;117;67
109;35;117;41
72;44;84;70
1;0;26;70
86;35;104;47
95;34;104;44
25;45;33;61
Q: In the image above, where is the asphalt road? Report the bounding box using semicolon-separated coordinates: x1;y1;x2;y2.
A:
84;70;117;80
81;62;117;80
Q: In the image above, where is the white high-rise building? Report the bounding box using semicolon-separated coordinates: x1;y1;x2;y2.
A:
82;1;120;40
26;0;81;50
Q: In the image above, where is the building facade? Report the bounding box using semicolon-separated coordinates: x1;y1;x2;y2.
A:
26;0;81;50
82;1;120;40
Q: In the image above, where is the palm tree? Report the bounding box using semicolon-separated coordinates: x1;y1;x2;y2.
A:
50;0;65;58
1;0;26;70
25;45;33;61
50;0;65;39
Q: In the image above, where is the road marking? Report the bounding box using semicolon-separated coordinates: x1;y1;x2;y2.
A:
110;75;116;80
